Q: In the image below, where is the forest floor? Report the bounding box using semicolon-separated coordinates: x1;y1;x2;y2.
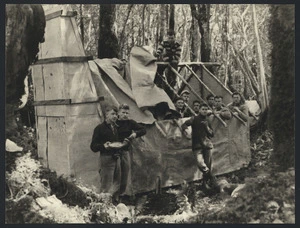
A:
5;125;295;224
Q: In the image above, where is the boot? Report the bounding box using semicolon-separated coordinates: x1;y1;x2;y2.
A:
112;192;120;205
204;171;217;189
202;171;211;190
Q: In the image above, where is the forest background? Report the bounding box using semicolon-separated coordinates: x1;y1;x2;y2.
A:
63;4;272;107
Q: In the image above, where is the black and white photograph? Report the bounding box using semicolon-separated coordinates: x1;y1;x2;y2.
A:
4;3;295;224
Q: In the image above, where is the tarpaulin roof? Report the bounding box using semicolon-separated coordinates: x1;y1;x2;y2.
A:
89;47;176;124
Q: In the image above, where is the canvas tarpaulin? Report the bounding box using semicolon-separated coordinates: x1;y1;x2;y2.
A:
128;116;251;194
89;47;176;124
87;50;251;194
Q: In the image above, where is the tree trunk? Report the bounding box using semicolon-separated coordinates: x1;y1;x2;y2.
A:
190;4;211;62
165;4;169;29
180;6;190;62
169;4;175;31
190;5;201;62
198;4;211;62
79;4;84;43
5;4;45;136
223;4;230;86
269;5;295;170
159;4;166;42
119;4;133;58
142;5;146;45
98;4;119;59
252;4;269;110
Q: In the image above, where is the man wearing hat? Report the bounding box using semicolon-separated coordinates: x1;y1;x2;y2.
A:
155;29;181;100
180;90;193;117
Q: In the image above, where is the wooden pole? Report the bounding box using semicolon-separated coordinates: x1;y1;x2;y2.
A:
169;66;228;127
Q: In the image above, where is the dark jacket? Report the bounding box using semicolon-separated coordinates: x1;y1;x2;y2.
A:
90;121;119;155
90;119;146;154
116;119;146;150
181;114;214;150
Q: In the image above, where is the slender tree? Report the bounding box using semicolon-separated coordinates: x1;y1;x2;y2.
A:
252;4;269;110
169;4;175;31
79;4;84;43
98;4;119;59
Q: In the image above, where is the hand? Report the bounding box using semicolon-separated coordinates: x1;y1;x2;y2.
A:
104;142;111;149
201;121;209;126
122;138;130;146
128;132;137;140
233;107;240;112
183;129;191;139
171;59;178;64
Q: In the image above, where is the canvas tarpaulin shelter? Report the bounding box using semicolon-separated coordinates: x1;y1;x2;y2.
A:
89;47;251;194
32;6;251;194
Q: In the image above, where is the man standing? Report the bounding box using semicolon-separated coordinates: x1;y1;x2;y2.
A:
116;104;146;198
90;106;120;195
192;100;201;116
181;104;217;190
214;95;232;120
155;29;181;99
227;92;249;122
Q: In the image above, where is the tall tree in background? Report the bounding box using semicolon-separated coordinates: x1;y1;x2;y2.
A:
190;4;211;62
252;5;269;110
159;4;167;42
169;4;175;31
79;4;84;43
98;4;119;59
269;5;294;170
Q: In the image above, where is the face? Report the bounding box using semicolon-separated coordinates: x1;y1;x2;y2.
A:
181;93;190;103
118;108;130;120
193;102;200;113
207;96;215;106
215;98;223;108
167;34;175;43
233;94;241;105
175;99;184;110
106;109;118;123
199;106;208;116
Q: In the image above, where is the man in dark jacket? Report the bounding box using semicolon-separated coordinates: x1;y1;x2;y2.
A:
90;104;146;202
116;104;146;198
181;103;216;189
90;106;120;195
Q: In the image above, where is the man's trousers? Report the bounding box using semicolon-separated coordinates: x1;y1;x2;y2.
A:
192;148;212;174
99;151;131;196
